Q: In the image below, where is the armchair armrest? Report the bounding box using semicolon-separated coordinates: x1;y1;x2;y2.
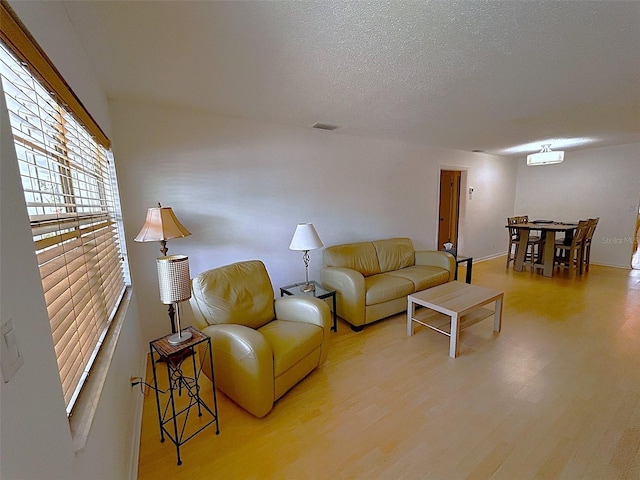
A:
201;323;274;418
274;296;331;330
415;250;456;281
320;266;366;326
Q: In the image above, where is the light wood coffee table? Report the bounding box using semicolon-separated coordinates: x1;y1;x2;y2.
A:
407;281;503;358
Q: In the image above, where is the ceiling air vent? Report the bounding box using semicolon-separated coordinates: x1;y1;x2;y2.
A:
311;122;340;131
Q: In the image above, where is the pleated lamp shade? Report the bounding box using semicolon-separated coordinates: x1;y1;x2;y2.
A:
134;206;191;243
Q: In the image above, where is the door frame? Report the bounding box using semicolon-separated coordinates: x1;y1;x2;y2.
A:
632;206;640;269
438;170;461;251
436;165;469;252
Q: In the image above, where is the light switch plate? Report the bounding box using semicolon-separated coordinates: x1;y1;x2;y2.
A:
1;318;24;382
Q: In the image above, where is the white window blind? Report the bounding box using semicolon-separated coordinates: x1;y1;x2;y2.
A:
0;40;127;414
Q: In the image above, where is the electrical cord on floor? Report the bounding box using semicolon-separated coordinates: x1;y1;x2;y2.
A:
130;377;164;396
131;377;196;397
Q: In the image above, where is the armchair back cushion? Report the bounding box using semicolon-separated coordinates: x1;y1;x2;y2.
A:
191;260;274;329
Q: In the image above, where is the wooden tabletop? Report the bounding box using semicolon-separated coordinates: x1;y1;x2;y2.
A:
506;222;578;231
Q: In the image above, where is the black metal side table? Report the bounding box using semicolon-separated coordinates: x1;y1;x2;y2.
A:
455;255;473;283
280;280;338;332
149;326;220;465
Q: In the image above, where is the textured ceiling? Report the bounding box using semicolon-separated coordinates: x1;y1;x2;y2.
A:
56;0;640;157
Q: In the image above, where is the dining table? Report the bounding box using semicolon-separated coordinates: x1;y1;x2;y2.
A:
507;221;579;277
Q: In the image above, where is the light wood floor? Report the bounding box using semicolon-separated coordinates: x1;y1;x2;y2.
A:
137;257;640;479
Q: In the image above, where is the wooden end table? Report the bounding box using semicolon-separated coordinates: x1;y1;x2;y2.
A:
454;255;473;283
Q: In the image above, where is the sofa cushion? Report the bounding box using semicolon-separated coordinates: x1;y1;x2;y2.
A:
365;273;414;305
372;238;415;272
323;241;381;276
386;265;450;291
259;320;323;377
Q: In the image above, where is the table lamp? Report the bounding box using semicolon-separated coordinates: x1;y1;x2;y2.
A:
135;203;191;333
289;223;323;292
156;255;192;344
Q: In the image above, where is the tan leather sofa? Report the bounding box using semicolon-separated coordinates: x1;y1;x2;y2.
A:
321;238;455;331
190;260;331;417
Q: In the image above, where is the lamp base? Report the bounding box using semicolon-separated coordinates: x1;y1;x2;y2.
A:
300;283;315;293
167;330;193;345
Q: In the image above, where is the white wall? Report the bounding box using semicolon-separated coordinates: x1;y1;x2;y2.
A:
1;2;145;479
514;143;640;268
110;100;519;341
1;83;73;480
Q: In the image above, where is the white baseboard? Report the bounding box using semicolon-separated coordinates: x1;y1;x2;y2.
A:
469;252;507;263
470;252;634;270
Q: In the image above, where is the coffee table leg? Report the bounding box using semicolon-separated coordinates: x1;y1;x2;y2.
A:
450;313;460;358
494;295;503;332
407;298;414;336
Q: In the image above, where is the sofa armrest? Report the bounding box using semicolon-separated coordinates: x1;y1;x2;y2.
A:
320;266;366;327
201;324;274;418
415;250;456;281
275;296;331;364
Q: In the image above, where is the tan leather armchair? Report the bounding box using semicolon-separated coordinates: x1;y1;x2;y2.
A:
190;260;331;417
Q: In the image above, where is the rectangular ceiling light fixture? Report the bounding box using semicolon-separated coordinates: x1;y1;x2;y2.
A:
527;144;564;166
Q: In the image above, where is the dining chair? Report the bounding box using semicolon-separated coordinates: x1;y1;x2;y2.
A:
554;220;590;278
506;216;541;270
519;215;545;259
581;217;599;273
506;217;519;268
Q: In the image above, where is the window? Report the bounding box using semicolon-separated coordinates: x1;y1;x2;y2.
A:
0;35;128;414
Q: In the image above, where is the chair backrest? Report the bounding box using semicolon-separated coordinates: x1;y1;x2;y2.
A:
571;220;590;246
507;217;521;239
585;217;599;242
190;260;275;329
